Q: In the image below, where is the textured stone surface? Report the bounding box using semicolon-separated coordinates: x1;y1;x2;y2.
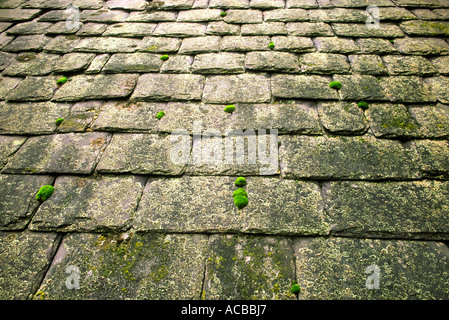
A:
279;135;420;180
294;237;449;299
35;233;208;299
0;231;60;300
3;132;110;174
96;133;188;175
204;235;297;300
102;53;163;73
415;140;449;178
0;101;70;134
30;175;146;232
0;135;26;167
323;180;449;239
272;74;339;100
53;74;138;101
317;101;368;134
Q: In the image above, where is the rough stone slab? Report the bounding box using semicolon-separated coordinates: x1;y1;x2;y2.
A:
323;180;449;239
103;23;157;37
85;54;110;74
415;140;449;178
264;9;308;22
380;76;436;103
153;22;207;37
177;9;223;22
2;53;59;76
6;76;57;102
333;74;388;101
332;23;405;38
155;102;321;135
96;133;188;175
23;0;71;9
0;231;59;300
0;9;41;21
314;37;359;53
203;74;271;103
221;35;271;51
377;7;417;20
134;176;329;235
286;22;333;36
383;55;438;76
271;74;339;100
37;9;73;22
206;21;241;35
6;21;52;35
43;35;81;53
192;52;245;74
76;23;108;36
294;237;449;299
0;136;26;167
409;104;449;138
105;0;147;10
245;51;299;73
53;74;138;101
0;0;27;9
126;11;177;22
30;175;146;232
3;34;50;52
209;0;250;8
399;20;449;36
356;38;397;54
57;100;103;133
317;101;368;134
72;0;104;9
158;0;196;9
0;76;21;99
308;8;369;22
34;233;208;299
430;56;449;75
331;0;394;7
279;135;420;180
80;9;129;23
287;0;319;8
204;235;296;300
349;54;388;75
271;36;315;53
250;0;285;8
0;175;53;229
0;101;70;134
0;51;15;71
224;9;263;23
178;36;221;54
52;53;96;73
91;101;161;132
366;103;421;138
140;36;181;52
102;53;163;73
161;55;193;73
299;52;350;73
45;21;83;35
74;37;142;53
427;76;449;104
241;22;288;35
392;0;443;7
2;132;111;174
131;73;205;101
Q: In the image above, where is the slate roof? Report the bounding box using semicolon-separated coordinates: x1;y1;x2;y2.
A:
0;0;449;300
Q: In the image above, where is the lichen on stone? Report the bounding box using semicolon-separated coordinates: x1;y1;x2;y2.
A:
234;177;247;187
55;118;64;126
268;42;275;50
234;194;248;209
233;188;248;198
160;55;169;61
156;111;165;120
329;81;342;90
56;77;68;85
357;101;369;110
224;105;236;113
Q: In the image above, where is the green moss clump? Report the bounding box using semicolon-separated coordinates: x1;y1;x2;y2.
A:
234;176;247;187
291;282;301;295
36;185;55;202
55;118;64;126
357;101;369;110
56;77;68;85
329;81;342;90
156;111;165;120
233;188;248;198
234;194;248;209
160;55;169;61
268;42;275;49
220;11;227;17
224;105;236;113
